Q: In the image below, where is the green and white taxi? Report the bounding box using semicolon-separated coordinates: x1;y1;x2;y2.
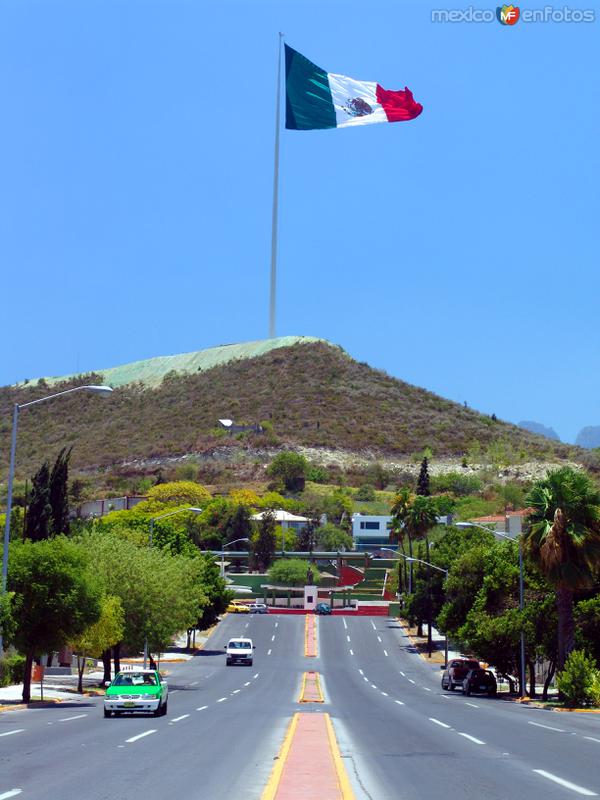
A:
104;668;168;717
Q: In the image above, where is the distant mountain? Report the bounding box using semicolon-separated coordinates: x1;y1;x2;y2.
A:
519;421;560;442
575;427;600;449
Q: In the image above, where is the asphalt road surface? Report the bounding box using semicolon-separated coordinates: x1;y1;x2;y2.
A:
1;615;599;799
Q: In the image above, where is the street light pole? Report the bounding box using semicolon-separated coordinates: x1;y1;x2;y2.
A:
456;521;527;699
143;506;203;668
220;537;251;578
403;555;449;664
1;385;113;653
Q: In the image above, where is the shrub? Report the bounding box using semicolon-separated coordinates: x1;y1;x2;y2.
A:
354;484;376;502
557;650;600;708
268;559;321;586
0;651;25;687
431;472;483;496
306;464;329;484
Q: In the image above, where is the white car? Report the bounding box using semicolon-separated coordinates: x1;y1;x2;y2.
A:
225;637;255;666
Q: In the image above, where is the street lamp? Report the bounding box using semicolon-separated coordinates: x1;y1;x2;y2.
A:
456;521;527;699
1;384;113;653
143;506;203;668
220;537;251;577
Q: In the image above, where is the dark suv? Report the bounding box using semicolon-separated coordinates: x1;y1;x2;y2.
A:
441;658;480;691
462;668;497;697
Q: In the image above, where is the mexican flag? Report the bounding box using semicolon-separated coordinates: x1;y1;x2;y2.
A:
285;45;423;131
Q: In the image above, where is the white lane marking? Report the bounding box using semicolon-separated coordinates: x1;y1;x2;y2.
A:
400;671;405;677
408;679;415;684
244;681;251;687
465;702;479;708
440;695;451;699
271;635;275;642
528;720;566;733
370;621;376;630
253;673;259;679
59;714;87;722
126;730;156;743
458;732;485;745
395;700;405;706
267;649;272;655
346;635;351;643
358;669;364;675
196;706;208;711
170;689;179;694
584;736;600;744
343;618;348;630
381;691;389;697
383;650;389;657
275;622;279;628
217;697;227;703
377;636;382;643
363;677;369;682
423;687;432;692
429;718;451;729
170;714;190;723
189;681;199;686
0;729;25;737
244;622;249;628
0;790;22;800
371;684;378;689
349;649;354;656
232;689;241;694
533;770;597;796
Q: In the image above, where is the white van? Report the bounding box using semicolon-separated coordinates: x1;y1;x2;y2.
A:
225;637;255;666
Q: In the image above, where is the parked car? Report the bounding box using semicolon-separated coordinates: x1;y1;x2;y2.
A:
227;601;250;613
248;603;269;614
462;668;497;697
316;603;332;615
225;637;255;666
441;658;480;691
104;669;168;718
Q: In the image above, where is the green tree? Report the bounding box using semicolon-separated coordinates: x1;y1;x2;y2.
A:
525;467;600;669
252;509;276;571
575;594;600;665
7;537;102;702
268;559;321;586
416;457;430;496
71;595;124;692
267;452;308;492
24;462;52;541
49;446;72;536
137;481;211;512
194;554;232;631
314;523;353;552
367;462;390;491
323;489;353;529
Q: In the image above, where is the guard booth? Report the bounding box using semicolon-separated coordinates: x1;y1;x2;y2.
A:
304;585;317;611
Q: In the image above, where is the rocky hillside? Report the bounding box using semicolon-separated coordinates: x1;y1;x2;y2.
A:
0;339;580;484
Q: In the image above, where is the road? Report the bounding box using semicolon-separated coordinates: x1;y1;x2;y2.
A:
1;614;599;799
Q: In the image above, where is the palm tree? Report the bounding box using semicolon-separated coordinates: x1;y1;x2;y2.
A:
525;467;600;670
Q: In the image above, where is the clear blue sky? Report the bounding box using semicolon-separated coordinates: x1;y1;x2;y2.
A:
1;1;598;444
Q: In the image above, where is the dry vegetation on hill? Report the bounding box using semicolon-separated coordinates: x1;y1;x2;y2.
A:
0;342;580;486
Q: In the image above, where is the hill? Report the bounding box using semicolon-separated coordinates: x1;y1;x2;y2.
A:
0;338;580;487
518;420;560;441
576;426;600;449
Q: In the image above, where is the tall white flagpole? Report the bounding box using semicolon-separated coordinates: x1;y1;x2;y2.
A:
269;32;284;339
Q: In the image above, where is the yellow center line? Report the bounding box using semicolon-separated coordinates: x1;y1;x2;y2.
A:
325;713;356;800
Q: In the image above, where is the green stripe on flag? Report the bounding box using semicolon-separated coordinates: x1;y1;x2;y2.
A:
285;45;336;130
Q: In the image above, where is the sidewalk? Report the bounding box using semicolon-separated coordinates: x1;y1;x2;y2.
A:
0;630;210;706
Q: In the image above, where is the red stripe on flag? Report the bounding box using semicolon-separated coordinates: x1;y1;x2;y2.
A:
376;85;423;122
